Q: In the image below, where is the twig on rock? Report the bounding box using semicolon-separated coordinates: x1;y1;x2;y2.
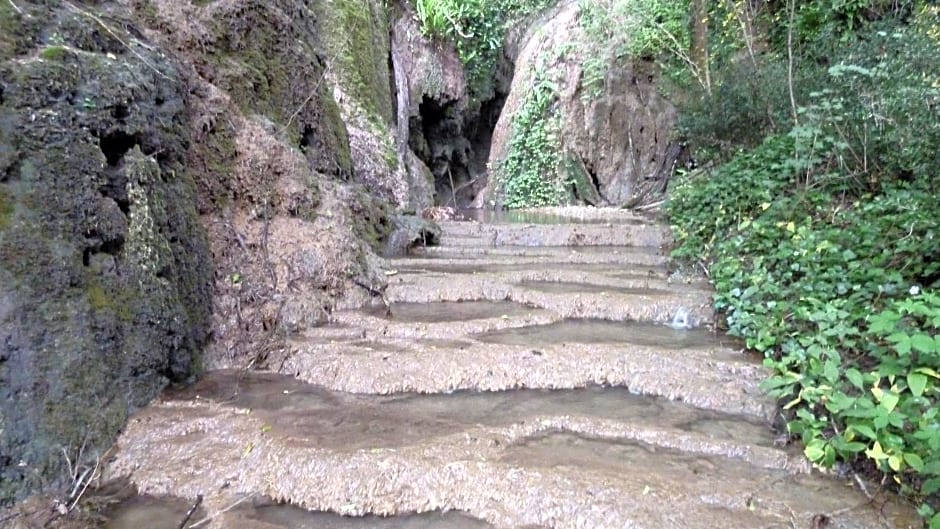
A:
186;494;255;528
176;494;203;529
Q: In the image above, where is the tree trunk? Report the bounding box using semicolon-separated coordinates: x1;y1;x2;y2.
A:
690;0;711;92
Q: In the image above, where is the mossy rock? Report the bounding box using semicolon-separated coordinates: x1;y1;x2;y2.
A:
0;3;211;504
197;0;352;179
39;45;70;61
0;186;12;231
315;0;394;125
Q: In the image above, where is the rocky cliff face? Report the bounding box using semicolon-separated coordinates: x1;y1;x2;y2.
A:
120;0;387;367
0;0;449;504
0;1;212;501
480;2;684;208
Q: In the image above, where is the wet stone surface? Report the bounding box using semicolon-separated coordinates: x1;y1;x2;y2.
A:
244;503;494;529
374;300;547;323
165;371;776;451
476;318;741;350
105;207;919;529
104;495;205;529
515;279;670;296
103;494;492;529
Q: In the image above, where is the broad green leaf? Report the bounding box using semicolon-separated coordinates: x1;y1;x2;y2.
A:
908;373;928;397
888;455;902;472
866;441;889;461
845;368;864;389
924;477;940;495
904;452;925;472
916;367;940;379
804;441;826;462
912;334;937;354
842;442;867;453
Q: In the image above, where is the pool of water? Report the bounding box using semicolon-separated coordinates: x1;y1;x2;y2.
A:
103;494;493;529
476;318;740;349
167;372;774;450
516;280;669;296
374;300;548;323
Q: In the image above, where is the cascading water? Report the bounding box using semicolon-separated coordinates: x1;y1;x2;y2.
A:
670;307;692;329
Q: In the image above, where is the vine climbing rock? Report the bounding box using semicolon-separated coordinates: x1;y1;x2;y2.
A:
102;208;918;528
480;2;684;208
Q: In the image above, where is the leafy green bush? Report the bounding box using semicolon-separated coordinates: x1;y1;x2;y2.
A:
669;23;940;522
669;145;940;523
492;66;566;208
682;17;940;170
576;0;693;97
414;0;557;101
678;58;798;160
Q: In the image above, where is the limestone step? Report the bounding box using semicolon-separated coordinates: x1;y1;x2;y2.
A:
104;372;917;529
434;221;668;247
101;207;919;529
383;273;712;325
283;332;769;419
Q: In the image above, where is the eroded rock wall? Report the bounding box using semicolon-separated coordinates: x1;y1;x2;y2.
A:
0;0;419;503
0;1;212;501
482;2;683;208
390;6;468;208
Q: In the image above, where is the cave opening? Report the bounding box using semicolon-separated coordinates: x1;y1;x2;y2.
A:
407;90;509;209
98;130;140;167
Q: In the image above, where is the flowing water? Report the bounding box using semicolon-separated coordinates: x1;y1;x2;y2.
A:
101;208;918;529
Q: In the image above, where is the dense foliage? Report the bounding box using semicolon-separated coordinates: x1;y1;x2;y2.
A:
493;64;566;208
576;0;692;96
414;0;557;101
669;5;940;524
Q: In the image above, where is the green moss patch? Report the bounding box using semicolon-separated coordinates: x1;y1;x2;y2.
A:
40;45;69;61
316;0;392;123
0;187;14;231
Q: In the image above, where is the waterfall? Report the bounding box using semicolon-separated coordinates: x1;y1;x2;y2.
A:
391;38;410;165
669;307;692;329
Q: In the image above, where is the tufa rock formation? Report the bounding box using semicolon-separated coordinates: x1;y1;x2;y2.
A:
0;0;211;501
479;2;684;208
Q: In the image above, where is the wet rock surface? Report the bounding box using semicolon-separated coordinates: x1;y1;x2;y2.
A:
105;209;918;528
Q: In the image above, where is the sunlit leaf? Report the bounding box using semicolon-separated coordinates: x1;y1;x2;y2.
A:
888;455;902;472
865;441;888;461
845;369;864;389
908;373;928;397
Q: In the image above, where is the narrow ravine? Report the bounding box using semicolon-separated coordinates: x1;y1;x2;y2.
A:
101;209;918;529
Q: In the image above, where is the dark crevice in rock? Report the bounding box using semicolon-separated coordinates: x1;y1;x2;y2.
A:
465;91;507;194
408;89;508;208
589;165;602;196
409;96;468;206
98;130;141;167
1;159;18;184
111;104;130;120
100;166;131;213
299;124;314;151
